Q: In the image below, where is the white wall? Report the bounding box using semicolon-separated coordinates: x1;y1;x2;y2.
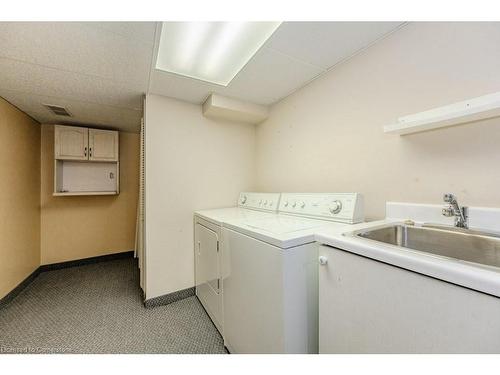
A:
145;94;256;299
144;23;500;298
256;22;500;220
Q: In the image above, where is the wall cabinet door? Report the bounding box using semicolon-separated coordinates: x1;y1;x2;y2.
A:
89;129;119;161
54;125;89;160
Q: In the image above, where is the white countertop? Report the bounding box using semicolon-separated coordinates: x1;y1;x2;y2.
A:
315;219;500;298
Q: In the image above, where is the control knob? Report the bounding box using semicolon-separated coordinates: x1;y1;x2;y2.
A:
329;200;342;214
300;201;306;208
292;201;297;208
240;195;247;204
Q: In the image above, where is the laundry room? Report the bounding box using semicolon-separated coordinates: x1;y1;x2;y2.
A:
1;0;500;373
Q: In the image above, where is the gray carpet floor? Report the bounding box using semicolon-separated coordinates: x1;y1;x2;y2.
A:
0;258;226;354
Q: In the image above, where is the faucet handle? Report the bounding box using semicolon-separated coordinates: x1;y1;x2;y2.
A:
442;207;454;217
443;193;455;203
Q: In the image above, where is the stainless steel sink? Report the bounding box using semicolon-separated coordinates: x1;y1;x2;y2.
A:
354;224;500;269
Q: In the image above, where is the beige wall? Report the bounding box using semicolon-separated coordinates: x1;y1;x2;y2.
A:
256;22;500;220
0;98;40;299
145;94;256;299
40;124;139;264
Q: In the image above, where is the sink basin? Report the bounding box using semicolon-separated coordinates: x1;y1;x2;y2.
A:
354;224;500;269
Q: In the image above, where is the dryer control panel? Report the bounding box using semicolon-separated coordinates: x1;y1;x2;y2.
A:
238;192;281;212
278;193;364;224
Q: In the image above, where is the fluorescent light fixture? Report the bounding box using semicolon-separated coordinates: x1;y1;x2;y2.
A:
155;22;281;86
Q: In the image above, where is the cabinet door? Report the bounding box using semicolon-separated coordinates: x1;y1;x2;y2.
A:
54;125;89;160
318;245;500;353
89;129;119;161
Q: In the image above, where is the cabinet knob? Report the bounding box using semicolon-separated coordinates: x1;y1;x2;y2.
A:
319;256;328;265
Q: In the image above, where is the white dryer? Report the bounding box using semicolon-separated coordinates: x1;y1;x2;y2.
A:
221;193;364;353
193;192;280;334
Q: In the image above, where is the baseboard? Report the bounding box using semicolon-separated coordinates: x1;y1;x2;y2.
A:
144;287;195;308
0;250;135;309
39;251;135;272
0;267;41;309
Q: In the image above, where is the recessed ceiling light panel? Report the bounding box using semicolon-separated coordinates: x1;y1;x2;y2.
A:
155;22;281;86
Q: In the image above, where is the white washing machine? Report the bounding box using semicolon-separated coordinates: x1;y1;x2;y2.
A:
221;193;364;353
193;192;281;334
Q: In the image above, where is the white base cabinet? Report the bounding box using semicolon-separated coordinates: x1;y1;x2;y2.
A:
319;245;500;353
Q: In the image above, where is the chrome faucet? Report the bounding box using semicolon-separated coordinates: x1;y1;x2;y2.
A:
442;193;468;229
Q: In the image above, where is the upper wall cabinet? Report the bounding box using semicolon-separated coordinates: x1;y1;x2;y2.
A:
89;128;119;162
54;125;89;160
55;125;119;162
53;125;120;196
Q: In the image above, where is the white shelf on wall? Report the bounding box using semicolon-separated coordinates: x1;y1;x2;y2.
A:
384;91;500;135
53;191;118;197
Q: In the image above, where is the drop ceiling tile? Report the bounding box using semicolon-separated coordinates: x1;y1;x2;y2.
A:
148;68;219;104
0;58;144;109
86;22;157;45
222;47;324;104
265;22;404;69
0;89;141;132
0;22;154;84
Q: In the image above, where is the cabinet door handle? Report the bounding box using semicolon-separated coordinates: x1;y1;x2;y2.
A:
84;146;87;157
89;147;92;157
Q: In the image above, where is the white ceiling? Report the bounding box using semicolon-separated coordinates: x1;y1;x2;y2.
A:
0;22;404;132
